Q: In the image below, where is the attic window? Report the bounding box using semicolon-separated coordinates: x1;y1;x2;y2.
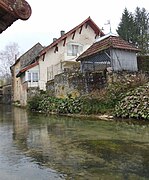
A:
67;43;83;56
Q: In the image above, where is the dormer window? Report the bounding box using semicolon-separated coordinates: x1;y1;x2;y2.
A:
67;43;83;56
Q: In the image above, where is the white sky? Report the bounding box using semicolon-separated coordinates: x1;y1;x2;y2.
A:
0;0;148;54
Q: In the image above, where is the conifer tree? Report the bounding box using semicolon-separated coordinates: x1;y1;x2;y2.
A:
134;7;149;55
117;7;149;55
117;8;136;44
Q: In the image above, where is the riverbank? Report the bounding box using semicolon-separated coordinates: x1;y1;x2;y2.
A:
55;113;114;121
27;80;149;121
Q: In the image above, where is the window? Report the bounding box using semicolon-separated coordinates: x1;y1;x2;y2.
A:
32;72;38;82
27;72;38;82
67;43;83;56
28;72;31;82
71;45;79;56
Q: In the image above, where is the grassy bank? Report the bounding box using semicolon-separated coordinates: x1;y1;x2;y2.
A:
27;76;149;120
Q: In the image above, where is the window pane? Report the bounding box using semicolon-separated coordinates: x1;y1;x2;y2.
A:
72;45;79;56
32;72;38;82
28;72;31;82
67;43;83;56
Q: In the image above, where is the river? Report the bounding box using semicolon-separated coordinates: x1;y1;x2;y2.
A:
0;105;149;180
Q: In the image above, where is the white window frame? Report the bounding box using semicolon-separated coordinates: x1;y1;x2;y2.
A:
32;72;38;82
67;42;83;56
26;71;39;83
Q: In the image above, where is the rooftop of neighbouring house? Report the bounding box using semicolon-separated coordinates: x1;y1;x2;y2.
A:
0;0;31;33
39;16;105;56
77;32;140;61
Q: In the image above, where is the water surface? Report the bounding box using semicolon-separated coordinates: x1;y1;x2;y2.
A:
0;105;149;179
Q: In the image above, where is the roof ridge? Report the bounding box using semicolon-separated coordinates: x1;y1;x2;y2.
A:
95;32;118;43
39;17;104;56
77;34;139;61
11;42;43;67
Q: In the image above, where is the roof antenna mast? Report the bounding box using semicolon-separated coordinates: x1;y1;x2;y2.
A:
104;20;112;33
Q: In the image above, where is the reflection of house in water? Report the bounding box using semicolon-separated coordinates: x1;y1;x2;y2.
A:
12;107;28;146
0;0;31;33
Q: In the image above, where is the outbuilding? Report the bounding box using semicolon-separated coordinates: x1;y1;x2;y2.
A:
77;33;140;73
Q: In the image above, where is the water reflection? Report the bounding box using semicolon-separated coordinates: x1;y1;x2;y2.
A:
0;105;65;180
10;106;149;179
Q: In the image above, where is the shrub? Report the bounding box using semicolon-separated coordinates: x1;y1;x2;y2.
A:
27;95;43;111
57;97;81;114
115;83;149;120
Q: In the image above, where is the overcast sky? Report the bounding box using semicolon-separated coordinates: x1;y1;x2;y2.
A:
0;0;148;54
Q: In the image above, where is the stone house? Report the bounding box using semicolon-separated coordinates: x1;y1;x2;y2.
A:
11;43;44;106
77;33;140;73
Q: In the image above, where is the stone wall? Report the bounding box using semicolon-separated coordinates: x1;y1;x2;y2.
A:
46;70;149;99
46;71;107;98
0;88;2;103
27;87;40;99
107;71;149;87
2;85;11;104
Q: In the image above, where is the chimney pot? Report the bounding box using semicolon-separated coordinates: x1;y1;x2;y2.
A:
60;30;65;36
53;38;57;42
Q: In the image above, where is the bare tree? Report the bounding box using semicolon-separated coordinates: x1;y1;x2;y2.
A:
0;42;20;84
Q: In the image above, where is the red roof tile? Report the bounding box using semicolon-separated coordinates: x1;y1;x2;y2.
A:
39;17;104;56
16;61;39;77
77;34;140;61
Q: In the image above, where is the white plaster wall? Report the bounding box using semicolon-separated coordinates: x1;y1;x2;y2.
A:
38;24;98;90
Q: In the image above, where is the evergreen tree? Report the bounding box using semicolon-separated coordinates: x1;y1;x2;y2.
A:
134;7;149;55
117;8;136;44
117;7;149;55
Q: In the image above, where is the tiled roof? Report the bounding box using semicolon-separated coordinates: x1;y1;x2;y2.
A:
20;43;44;68
77;34;140;61
0;0;31;33
12;42;43;67
39;17;104;56
12;43;43;77
16;61;39;77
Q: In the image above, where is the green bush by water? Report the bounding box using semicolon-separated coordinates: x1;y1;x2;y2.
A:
115;83;149;120
27;80;149;120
